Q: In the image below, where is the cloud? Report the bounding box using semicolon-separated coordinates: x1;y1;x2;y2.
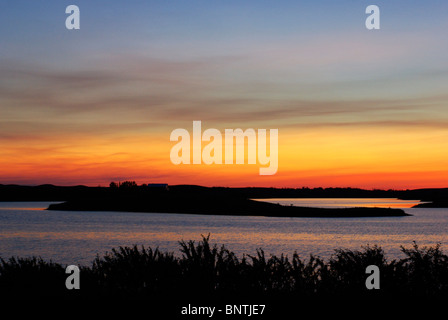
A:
1;51;448;133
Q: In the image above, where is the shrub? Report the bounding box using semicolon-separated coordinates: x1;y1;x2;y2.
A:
1;238;448;299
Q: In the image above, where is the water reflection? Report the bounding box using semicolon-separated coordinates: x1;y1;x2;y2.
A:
0;200;447;266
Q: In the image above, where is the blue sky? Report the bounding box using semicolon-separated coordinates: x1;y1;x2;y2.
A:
2;0;448;126
2;1;447;60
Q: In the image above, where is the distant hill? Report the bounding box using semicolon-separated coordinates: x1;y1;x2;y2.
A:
1;183;447;207
0;184;448;201
46;186;409;218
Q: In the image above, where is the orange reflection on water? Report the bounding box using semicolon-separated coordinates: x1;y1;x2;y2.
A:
255;198;424;209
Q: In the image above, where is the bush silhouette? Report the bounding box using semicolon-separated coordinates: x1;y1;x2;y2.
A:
1;237;448;299
0;257;66;298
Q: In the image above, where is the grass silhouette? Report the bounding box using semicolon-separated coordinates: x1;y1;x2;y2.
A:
1;236;447;299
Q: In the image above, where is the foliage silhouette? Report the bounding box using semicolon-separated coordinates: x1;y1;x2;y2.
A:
1;236;448;299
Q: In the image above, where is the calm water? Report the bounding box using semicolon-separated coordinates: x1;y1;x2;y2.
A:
1;199;448;266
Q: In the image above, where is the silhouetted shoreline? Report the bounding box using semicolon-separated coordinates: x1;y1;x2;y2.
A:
47;197;408;218
2;183;447;213
412;202;448;208
42;183;408;217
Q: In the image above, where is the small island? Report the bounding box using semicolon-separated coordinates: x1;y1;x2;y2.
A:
412;202;448;208
46;183;409;218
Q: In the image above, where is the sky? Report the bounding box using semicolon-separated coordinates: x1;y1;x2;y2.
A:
1;0;448;189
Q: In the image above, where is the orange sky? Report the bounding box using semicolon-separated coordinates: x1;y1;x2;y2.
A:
1;124;447;189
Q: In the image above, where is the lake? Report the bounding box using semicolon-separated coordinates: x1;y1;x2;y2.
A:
1;199;448;266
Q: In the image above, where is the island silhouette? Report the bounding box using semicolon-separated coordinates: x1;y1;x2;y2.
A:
2;182;447;217
8;182;445;217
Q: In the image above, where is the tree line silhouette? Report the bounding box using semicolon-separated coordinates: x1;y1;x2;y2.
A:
1;183;447;205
